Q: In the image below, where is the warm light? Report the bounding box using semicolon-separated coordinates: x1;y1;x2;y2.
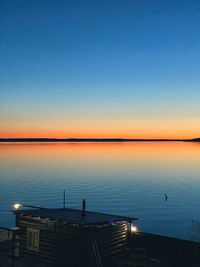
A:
131;225;138;233
13;203;22;210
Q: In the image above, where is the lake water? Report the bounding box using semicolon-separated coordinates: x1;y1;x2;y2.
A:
0;142;199;240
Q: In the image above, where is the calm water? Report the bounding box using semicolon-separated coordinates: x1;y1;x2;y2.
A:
0;142;200;240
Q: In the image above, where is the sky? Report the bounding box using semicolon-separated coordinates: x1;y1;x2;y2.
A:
0;0;200;139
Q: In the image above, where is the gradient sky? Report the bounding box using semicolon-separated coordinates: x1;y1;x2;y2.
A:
0;0;200;138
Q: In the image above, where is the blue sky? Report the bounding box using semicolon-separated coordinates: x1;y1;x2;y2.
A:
0;0;200;138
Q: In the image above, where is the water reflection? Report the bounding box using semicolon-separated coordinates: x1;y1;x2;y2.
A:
0;142;200;240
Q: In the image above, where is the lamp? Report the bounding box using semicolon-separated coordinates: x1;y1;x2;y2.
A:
13;203;22;210
13;203;22;227
131;225;138;233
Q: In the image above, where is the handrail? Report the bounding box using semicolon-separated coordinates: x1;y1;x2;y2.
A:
92;240;102;267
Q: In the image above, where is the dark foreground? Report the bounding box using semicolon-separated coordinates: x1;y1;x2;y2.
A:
115;232;200;267
1;231;200;267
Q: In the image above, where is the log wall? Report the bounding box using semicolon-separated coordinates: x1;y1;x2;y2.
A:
19;218;128;267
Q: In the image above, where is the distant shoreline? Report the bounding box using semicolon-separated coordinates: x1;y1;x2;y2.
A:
0;138;199;143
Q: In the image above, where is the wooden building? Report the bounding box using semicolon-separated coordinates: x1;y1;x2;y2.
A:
16;203;137;267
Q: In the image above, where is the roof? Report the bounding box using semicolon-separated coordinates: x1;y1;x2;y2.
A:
20;208;137;225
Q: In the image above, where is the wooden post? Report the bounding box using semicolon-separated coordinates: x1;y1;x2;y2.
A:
82;199;86;216
63;190;66;209
12;231;15;267
15;210;20;227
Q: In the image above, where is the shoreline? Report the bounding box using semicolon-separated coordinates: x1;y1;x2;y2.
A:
0;138;199;143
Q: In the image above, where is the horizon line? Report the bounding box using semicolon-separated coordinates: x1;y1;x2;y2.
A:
0;137;199;142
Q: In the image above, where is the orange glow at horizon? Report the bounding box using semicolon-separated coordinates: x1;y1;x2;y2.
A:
0;132;200;139
0;130;199;139
1;127;200;139
0;116;200;139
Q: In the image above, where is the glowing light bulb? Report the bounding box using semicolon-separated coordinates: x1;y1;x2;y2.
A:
13;203;22;210
131;225;137;233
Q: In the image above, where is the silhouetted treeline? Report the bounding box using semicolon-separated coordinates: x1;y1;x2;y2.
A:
0;137;199;142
